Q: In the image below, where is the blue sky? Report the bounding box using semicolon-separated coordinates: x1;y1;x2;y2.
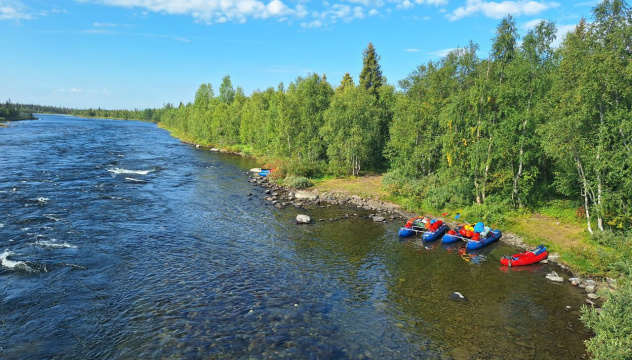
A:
1;0;597;109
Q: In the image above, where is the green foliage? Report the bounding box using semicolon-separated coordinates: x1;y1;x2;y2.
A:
590;231;632;275
460;195;512;226
283;176;313;189
321;86;381;176
581;272;632;360
281;158;328;179
382;168;472;212
149;0;631;243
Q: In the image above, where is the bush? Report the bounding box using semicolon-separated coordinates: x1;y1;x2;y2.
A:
590;231;632;276
283;176;313;189
281;159;327;179
581;272;632;360
460;195;512;227
382;168;473;212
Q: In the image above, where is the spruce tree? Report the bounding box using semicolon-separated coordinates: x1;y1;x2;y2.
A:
359;43;383;96
338;73;355;92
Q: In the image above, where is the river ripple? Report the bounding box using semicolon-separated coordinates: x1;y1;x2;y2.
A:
0;115;589;359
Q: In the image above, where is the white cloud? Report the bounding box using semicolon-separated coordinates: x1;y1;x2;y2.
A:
0;1;32;20
81;0;449;27
345;0;385;6
397;0;448;10
1;1;67;21
88;0;307;24
306;4;364;25
553;23;577;47
300;20;324;28
448;0;560;21
573;1;597;6
428;47;457;57
522;18;543;30
404;48;421;52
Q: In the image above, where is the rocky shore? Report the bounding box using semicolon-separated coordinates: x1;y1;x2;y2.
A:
247;172;613;311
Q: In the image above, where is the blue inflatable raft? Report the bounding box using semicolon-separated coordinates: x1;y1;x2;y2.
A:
465;229;502;250
422;224;449;242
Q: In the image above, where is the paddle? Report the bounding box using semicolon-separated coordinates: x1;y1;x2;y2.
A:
399;227;425;234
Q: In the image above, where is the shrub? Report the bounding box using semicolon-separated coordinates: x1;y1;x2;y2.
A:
460;195;512;227
581;272;632;360
281;159;327;179
283;176;313;189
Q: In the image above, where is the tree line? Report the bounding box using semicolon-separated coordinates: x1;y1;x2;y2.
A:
156;0;631;236
7;102;166;123
0;99;36;120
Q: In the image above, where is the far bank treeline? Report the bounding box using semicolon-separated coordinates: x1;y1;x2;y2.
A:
157;1;631;235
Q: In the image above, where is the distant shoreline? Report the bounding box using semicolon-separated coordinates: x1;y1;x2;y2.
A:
0;114;38;122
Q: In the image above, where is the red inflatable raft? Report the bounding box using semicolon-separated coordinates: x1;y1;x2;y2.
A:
500;245;548;266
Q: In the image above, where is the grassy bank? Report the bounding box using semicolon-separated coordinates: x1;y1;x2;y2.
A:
309;174;629;279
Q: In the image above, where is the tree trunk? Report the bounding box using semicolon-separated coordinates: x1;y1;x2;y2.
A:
576;157;593;234
512;87;533;208
596;108;604;232
482;137;493;203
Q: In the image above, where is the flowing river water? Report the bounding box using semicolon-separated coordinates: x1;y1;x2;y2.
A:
1;115;590;359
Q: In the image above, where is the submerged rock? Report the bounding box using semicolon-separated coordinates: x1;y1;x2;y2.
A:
546;271;564;283
449;292;468;302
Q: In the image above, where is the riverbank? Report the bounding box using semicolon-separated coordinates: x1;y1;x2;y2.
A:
247;171;614;309
163;124;616;307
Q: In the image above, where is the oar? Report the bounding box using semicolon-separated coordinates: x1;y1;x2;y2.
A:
445;233;472;242
399;227;425;234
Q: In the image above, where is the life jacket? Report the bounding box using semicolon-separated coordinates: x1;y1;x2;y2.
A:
430;220;443;231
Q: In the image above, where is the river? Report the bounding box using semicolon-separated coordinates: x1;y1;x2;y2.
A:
0;115;590;359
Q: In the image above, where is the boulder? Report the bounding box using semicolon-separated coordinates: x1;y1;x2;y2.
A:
372;216;385;222
294;190;319;201
547;253;560;262
585;285;596;293
296;214;311;224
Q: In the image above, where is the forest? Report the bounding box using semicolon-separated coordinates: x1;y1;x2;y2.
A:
157;1;631;238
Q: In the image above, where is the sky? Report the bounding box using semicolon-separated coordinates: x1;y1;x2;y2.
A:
0;0;599;110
